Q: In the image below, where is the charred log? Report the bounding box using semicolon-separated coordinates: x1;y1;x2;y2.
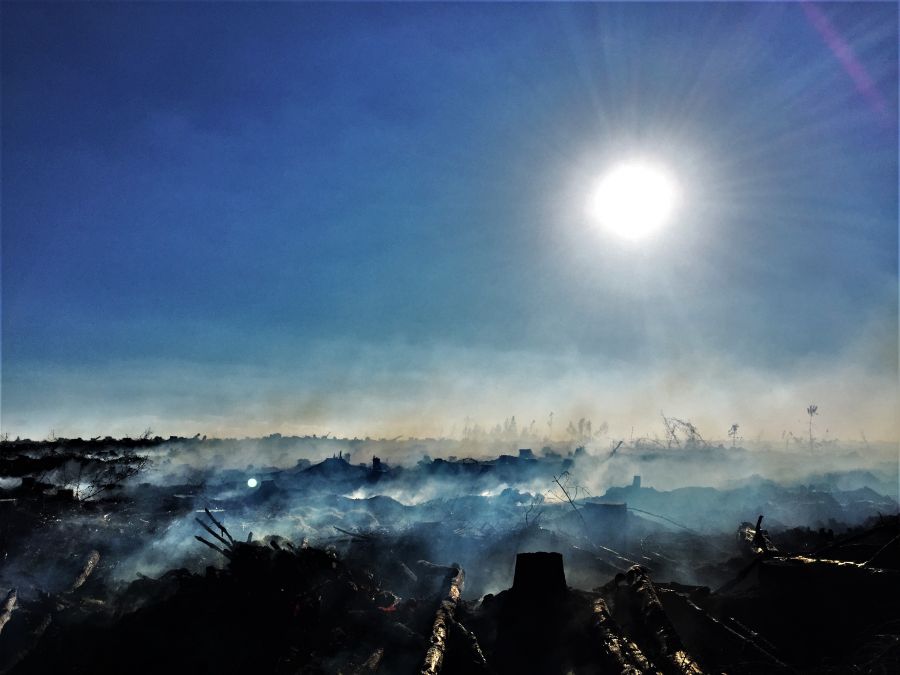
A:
590;596;656;674
71;550;100;591
0;589;16;637
617;565;704;675
420;564;464;675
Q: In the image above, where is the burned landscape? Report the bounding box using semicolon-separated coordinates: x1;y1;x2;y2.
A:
3;1;899;674
0;432;897;674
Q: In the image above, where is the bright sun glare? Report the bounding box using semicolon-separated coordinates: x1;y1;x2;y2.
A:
588;160;679;241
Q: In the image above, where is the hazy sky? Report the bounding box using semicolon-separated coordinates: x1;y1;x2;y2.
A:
2;2;897;441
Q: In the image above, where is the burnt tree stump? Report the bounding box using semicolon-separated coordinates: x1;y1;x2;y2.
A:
512;552;567;597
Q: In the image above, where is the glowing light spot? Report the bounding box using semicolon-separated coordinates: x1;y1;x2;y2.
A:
588;160;679;241
247;478;258;488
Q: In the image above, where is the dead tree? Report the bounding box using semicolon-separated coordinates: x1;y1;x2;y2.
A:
806;404;818;450
728;424;739;448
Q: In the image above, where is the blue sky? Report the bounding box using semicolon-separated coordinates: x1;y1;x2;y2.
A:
2;2;897;441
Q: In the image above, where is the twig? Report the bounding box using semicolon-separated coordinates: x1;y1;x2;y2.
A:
553;473;591;541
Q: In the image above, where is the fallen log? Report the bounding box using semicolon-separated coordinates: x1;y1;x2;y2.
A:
1;550;102;672
420;564;464;675
590;596;657;675
0;588;16;636
72;550;101;591
620;566;704;675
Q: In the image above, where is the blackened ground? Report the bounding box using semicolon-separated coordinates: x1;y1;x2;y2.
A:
5;542;457;675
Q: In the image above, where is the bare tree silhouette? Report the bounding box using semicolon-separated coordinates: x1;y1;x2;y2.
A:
806;404;818;450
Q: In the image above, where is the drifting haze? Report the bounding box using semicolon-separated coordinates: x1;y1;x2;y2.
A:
2;3;897;442
3;311;896;442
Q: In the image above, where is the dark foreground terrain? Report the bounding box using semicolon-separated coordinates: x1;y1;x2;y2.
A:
0;436;897;674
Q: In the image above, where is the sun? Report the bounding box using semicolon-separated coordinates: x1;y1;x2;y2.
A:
587;160;679;241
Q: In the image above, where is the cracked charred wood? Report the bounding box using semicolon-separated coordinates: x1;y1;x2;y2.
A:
590;597;656;675
420;564;464;675
0;588;17;636
620;566;704;675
